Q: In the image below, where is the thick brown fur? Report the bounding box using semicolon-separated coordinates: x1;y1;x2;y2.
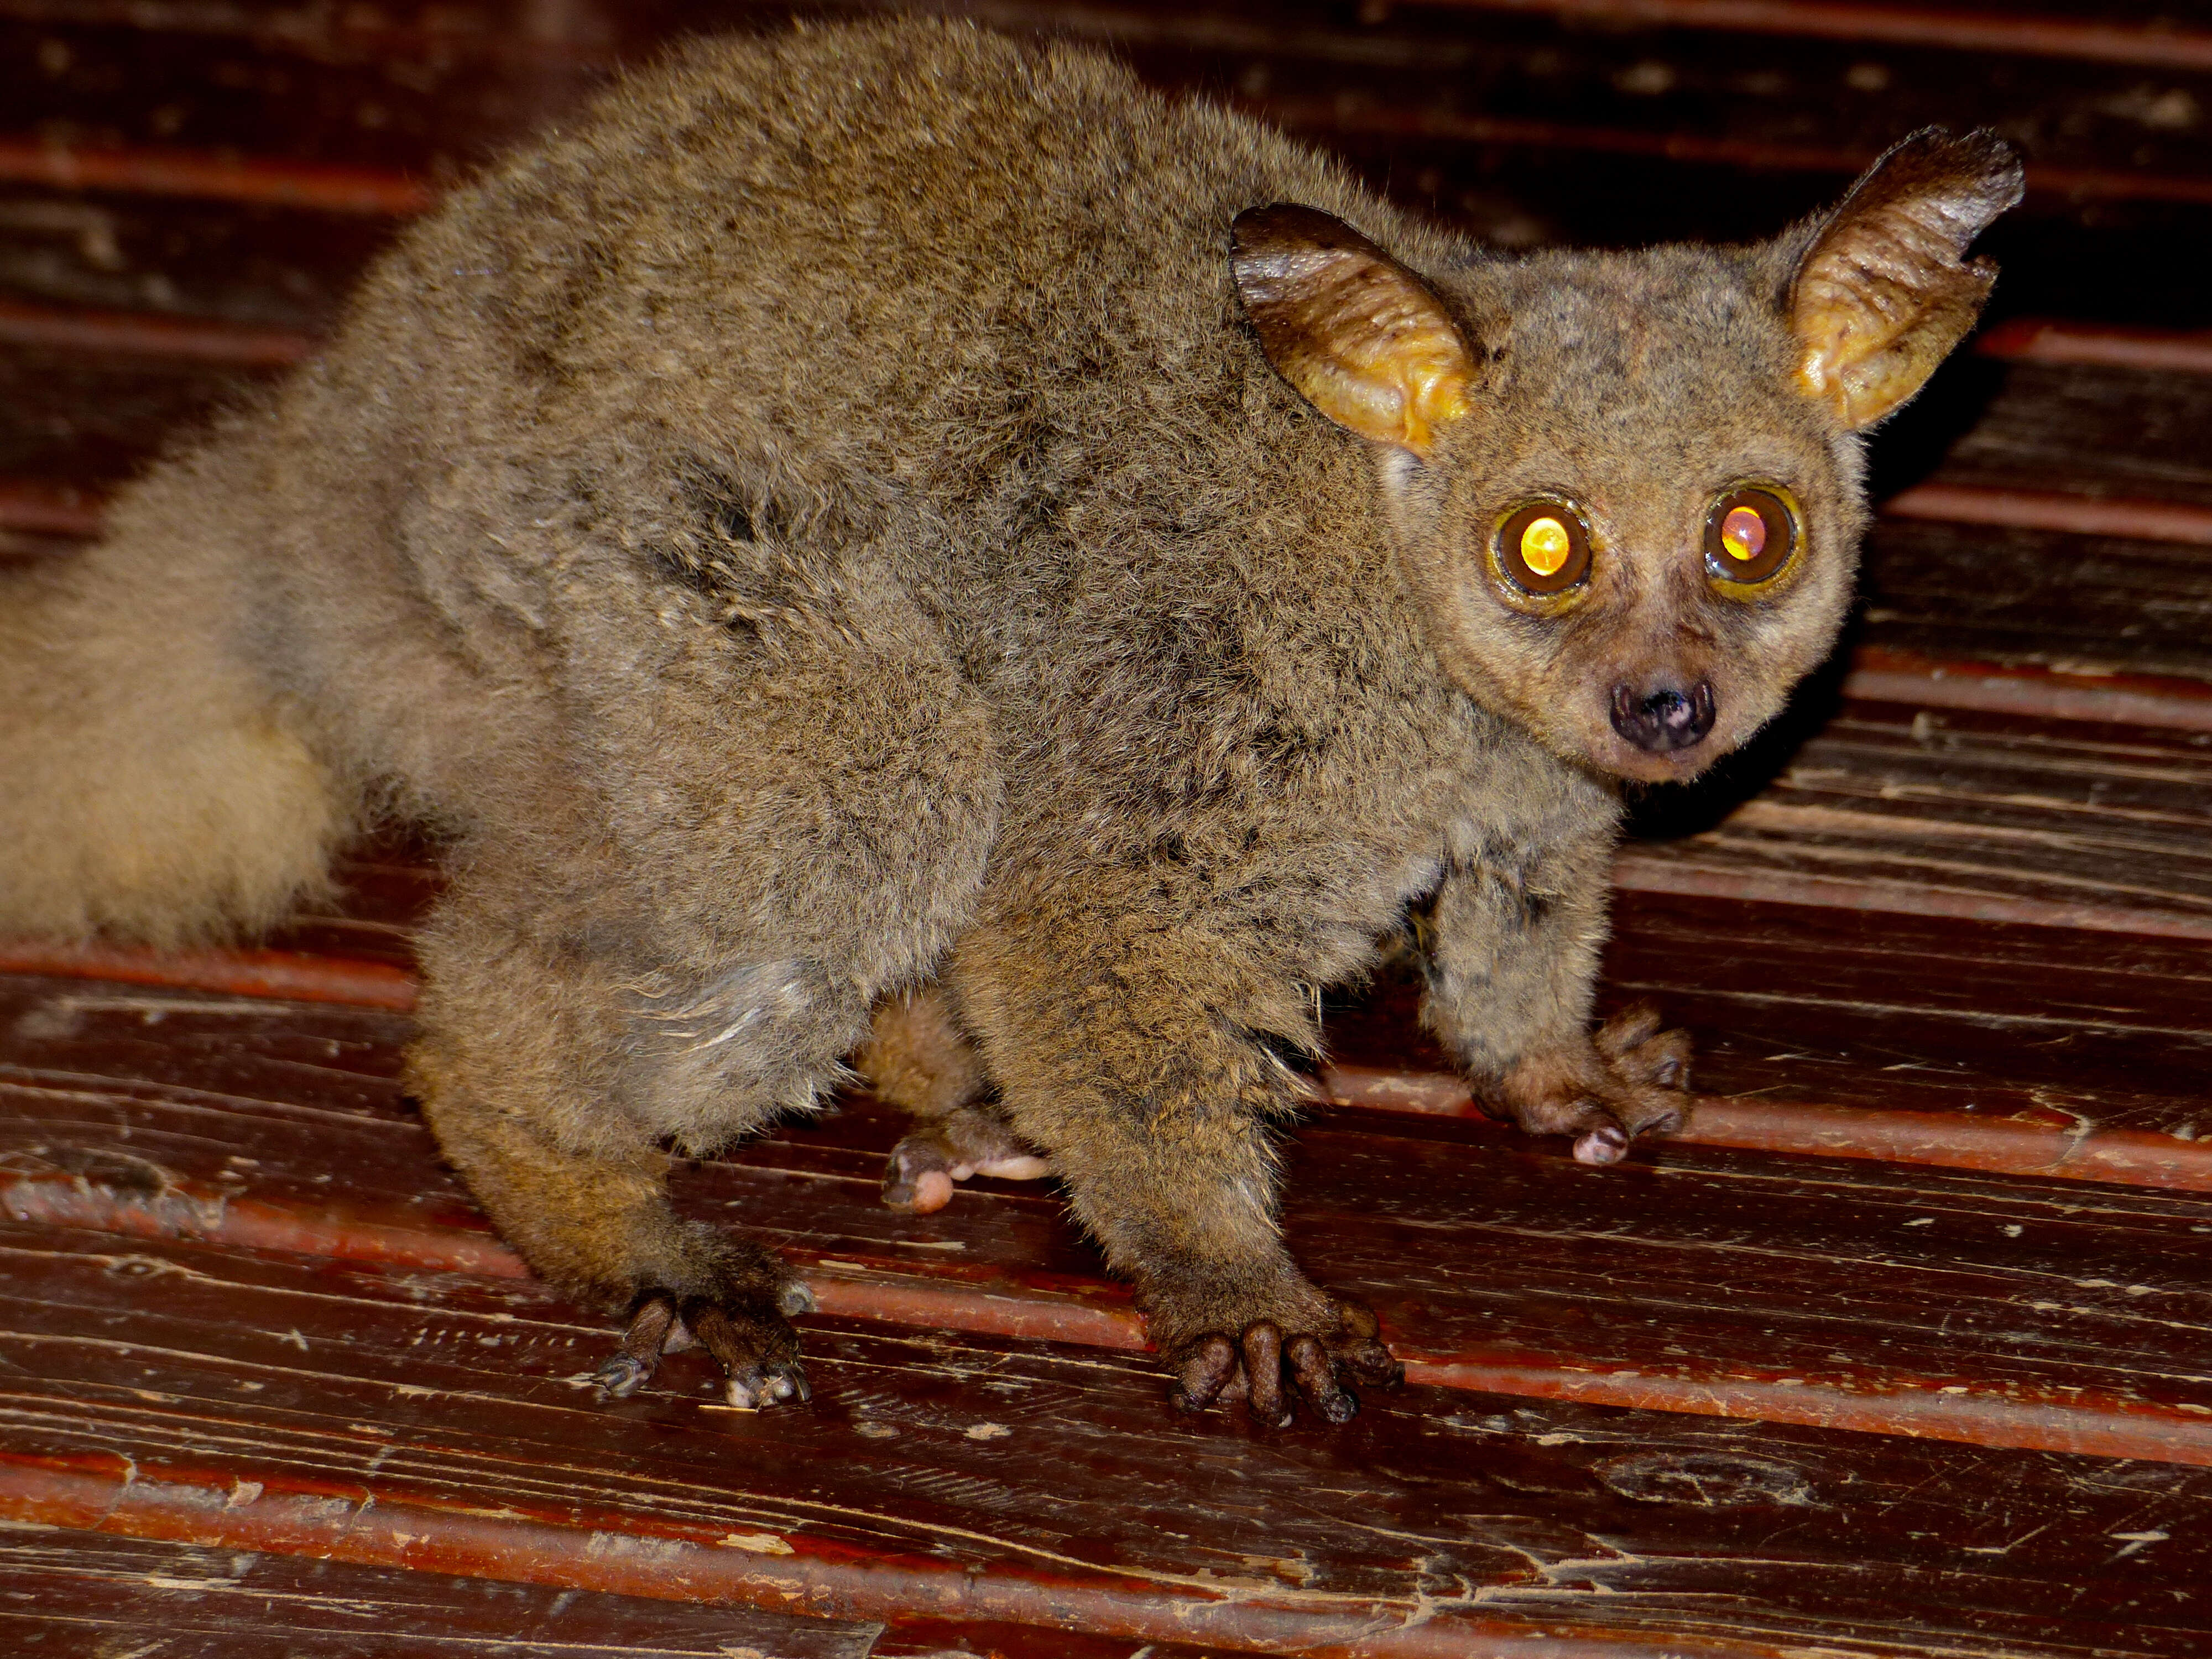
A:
0;19;2020;1423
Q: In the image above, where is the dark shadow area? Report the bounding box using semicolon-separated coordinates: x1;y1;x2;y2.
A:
1863;352;2012;502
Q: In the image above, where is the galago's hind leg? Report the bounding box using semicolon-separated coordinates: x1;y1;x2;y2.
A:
404;515;1001;1404
409;904;849;1407
410;620;1000;1404
422;1068;816;1406
862;985;1050;1213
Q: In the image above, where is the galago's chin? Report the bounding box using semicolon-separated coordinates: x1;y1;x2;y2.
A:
1593;733;1731;786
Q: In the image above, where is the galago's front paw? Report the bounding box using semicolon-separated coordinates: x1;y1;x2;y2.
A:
1489;1000;1691;1165
1152;1275;1402;1428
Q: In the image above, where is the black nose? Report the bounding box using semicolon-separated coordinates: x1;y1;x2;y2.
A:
1610;681;1717;753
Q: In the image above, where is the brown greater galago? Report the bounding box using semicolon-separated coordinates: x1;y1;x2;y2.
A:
0;19;2022;1426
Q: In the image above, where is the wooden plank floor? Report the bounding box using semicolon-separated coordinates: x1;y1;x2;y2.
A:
6;1;2212;1653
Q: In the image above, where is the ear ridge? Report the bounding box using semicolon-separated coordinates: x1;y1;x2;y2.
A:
1232;204;1475;458
1790;128;2025;429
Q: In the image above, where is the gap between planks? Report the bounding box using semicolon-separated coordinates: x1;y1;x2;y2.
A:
7;87;2212;225
1254;96;2212;207
1839;648;2212;734
11;1207;2205;1655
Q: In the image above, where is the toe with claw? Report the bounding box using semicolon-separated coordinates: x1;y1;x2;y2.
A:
1164;1293;1402;1428
593;1276;816;1409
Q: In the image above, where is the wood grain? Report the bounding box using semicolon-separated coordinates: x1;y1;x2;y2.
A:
0;137;436;214
1979;319;2212;377
6;973;2212;1465
6;1219;2212;1656
0;293;311;363
0;1525;880;1658
0;188;399;331
12;703;2212;1188
1929;363;2212;509
1402;0;2212;72
1842;651;2212;735
0;348;273;483
0;475;99;536
1;2;2209;1653
1618;702;2212;939
1879;486;2212;547
1327;888;2212;1176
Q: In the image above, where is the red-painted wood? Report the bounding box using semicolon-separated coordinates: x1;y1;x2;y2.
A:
0;295;312;366
1979;319;2212;377
0;138;434;214
0;1526;880;1658
6;1;2212;1647
1841;649;2212;734
1405;0;2212;72
1318;1078;2212;1193
0;477;101;537
1256;96;2212;208
1928;362;2212;510
870;1622;1223;1657
1619;702;2212;941
12;696;2212;1191
1881;484;2212;546
0;941;418;1009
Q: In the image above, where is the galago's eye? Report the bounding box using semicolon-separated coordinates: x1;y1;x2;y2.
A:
1704;484;1798;587
1494;498;1592;596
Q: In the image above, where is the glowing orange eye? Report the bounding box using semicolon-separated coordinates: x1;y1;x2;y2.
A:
1520;516;1572;577
1704;485;1797;587
1494;498;1592;597
1719;505;1766;562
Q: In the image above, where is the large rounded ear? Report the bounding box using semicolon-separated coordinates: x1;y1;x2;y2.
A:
1790;128;2025;429
1232;204;1477;458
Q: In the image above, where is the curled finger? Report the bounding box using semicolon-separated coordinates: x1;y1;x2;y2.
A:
1171;1335;1238;1414
1334;1296;1381;1343
1623;1027;1693;1094
1594;1000;1665;1059
1287;1333;1358;1425
1241;1322;1288;1427
1345;1336;1405;1387
761;1359;812;1405
881;1135;957;1213
595;1292;680;1398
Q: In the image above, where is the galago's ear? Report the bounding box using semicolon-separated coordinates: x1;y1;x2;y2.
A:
1788;128;2025;429
1232;204;1477;459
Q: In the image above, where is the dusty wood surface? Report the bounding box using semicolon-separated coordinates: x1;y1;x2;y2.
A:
7;0;2212;1653
1859;520;2212;684
1618;701;2212;938
10;1218;2212;1657
6;972;2212;1468
0;1524;883;1657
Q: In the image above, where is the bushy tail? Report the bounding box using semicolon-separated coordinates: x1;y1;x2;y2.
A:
0;442;347;947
